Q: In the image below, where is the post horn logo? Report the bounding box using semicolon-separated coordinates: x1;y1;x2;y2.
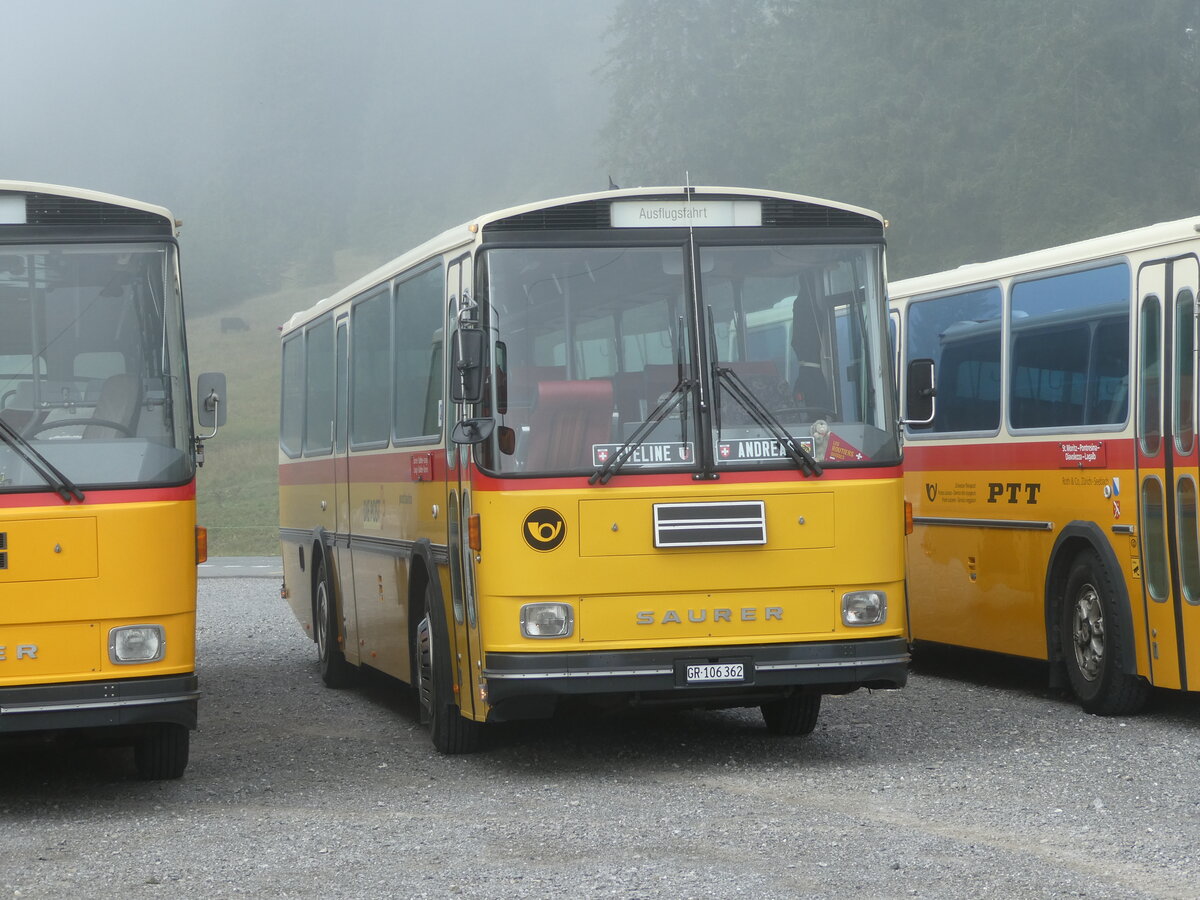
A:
925;483;938;501
523;508;566;551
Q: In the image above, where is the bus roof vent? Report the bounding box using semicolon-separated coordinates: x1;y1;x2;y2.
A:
484;199;611;233
7;192;173;235
759;198;880;230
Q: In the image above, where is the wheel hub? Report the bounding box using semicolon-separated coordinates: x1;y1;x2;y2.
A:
1071;584;1105;682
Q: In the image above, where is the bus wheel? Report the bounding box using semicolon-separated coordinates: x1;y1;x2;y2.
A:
761;693;821;735
1061;549;1150;715
134;723;189;780
315;557;356;688
416;582;480;754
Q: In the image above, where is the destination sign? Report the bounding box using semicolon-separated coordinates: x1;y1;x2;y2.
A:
592;442;694;467
610;199;762;228
0;195;25;225
717;437;815;462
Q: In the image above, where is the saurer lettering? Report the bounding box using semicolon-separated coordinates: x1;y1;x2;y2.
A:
0;644;38;660
636;607;784;625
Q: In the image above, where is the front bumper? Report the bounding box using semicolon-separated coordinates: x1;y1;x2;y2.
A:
483;636;908;718
0;674;199;734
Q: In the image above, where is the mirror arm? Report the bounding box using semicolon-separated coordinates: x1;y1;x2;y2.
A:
197;391;220;440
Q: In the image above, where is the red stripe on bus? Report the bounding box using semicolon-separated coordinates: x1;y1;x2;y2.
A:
280;452;447;485
0;482;196;508
903;438;1136;471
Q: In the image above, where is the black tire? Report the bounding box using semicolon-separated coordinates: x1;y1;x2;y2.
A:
134;723;189;780
415;580;480;754
1060;548;1150;715
761;693;821;735
315;556;356;688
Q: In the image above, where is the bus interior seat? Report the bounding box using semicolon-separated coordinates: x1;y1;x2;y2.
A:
83;373;142;439
504;365;566;414
524;379;613;470
613;365;682;424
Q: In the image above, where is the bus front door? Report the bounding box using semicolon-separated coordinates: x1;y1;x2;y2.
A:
446;257;482;720
1136;256;1200;690
334;317;360;664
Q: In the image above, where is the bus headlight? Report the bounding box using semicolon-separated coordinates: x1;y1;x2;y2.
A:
841;591;887;627
109;625;166;664
520;603;574;639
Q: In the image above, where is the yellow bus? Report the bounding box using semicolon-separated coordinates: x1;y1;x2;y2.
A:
279;186;908;752
891;215;1200;715
0;182;223;778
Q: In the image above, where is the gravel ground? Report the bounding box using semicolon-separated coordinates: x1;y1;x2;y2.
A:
3;578;1200;898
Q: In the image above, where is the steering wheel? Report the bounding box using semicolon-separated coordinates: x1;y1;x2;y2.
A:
26;418;135;438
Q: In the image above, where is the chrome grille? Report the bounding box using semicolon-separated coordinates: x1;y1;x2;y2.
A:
653;501;767;548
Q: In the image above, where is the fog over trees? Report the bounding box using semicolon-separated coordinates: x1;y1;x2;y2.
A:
4;0;616;308
604;0;1200;277
6;0;1200;303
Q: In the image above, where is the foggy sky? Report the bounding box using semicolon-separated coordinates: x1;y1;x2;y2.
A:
3;0;617;308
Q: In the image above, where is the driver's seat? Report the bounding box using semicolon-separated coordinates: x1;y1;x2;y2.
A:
83;374;142;439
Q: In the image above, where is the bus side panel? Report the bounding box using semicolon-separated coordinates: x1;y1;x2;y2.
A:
906;520;1050;659
905;441;1145;669
278;459;338;639
339;450;447;685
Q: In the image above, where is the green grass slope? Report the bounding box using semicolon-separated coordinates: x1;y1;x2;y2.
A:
187;285;331;556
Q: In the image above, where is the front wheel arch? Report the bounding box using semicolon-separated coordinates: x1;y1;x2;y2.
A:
1045;523;1139;682
1047;529;1150;715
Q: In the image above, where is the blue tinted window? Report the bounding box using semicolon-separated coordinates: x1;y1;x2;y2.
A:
1010;264;1129;430
906;286;1002;433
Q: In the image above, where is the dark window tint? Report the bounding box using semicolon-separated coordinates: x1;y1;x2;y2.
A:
280;335;303;457
1010;264;1130;430
304;318;334;455
1140;296;1162;457
906;286;1002;433
351;290;392;446
394;266;444;440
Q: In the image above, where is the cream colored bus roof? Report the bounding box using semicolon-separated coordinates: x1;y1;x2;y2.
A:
282;185;884;334
890;215;1200;299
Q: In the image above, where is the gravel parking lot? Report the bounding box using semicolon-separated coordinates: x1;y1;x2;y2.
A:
3;576;1200;899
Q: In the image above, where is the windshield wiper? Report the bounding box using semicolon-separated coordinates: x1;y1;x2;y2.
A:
714;365;823;477
0;417;86;502
589;378;691;485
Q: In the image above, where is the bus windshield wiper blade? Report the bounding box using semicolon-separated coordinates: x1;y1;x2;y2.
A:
589;380;691;485
715;365;823;477
0;417;85;502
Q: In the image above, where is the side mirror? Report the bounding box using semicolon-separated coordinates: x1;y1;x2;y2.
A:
450;327;486;404
196;372;227;431
903;358;936;426
451;417;495;445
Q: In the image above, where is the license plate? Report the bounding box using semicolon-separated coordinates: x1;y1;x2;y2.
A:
686;663;744;683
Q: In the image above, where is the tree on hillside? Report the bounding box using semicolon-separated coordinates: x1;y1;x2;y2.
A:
603;0;1200;277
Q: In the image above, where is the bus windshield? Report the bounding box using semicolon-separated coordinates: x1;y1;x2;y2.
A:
0;243;194;491
479;241;896;476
